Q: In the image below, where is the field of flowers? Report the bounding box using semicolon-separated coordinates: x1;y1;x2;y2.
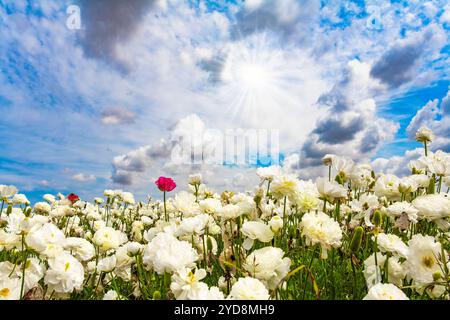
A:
0;127;449;300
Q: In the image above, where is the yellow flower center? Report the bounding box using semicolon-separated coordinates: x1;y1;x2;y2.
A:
0;288;10;298
422;256;434;269
188;271;196;283
65;262;70;271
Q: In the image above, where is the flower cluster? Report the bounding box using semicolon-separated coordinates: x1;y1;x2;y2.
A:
1;128;450;300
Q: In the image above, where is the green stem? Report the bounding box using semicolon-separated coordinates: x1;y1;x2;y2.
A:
266;180;271;198
350;257;357;299
0;200;4;219
20;234;28;300
163;191;167;222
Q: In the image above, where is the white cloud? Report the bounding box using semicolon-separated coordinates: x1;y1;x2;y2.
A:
72;173;96;182
371;148;423;177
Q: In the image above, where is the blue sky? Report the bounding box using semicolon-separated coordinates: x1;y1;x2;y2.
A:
0;0;449;203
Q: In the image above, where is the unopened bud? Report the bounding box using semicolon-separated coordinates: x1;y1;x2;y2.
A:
335;173;344;185
152;291;161;300
428;174;435;194
433;272;442;281
350;226;364;253
372;210;382;227
207;237;213;251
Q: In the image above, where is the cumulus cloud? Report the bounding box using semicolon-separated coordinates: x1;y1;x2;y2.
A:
404;88;450;151
406;99;439;139
370;24;446;88
77;0;166;71
1;1;449;201
101;107;136;125
371;148;423;177
231;0;320;42
111;139;172;185
72;173;96;182
299;60;398;172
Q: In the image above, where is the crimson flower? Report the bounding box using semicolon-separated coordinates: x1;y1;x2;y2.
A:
155;176;176;192
67;193;80;203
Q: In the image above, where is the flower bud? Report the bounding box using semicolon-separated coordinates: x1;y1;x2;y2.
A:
152;291;161;300
433;272;442;281
427;174;435;194
207;237;213;251
350;226;364;253
335;173;344;185
269;215;283;233
372;210;383;227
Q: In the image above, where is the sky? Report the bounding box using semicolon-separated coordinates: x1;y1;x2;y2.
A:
0;0;450;203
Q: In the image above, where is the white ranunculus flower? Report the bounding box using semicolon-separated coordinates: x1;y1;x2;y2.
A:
0;185;18;200
243;247;291;290
43;194;56;203
44;253;85;294
0;230;20;250
176;214;213;236
97;255;117;273
256;165;283;182
120;192;135;205
0;278;21;300
94;197;104;204
188;173;202;185
26;223;65;255
199;198;222;215
12;194;29;205
408;174;430;188
21;258;46;292
300;211;342;258
92;227;121;251
103;290;118;300
126;241;144;255
170;268;207;300
218;204;242;220
315;177;347;201
415;127;434;143
363;283;409;300
228;277;270;300
376;233;409;258
142;232;198;275
270;173;299;200
385;201;418;222
406;234;442;286
331;156;355;180
63;237;95;261
322;154;334;166
295;180;320;211
173;191;200;218
348;164;374;188
374;174;401;200
419;150;450;176
189;285;224;300
268;215;283;233
398;176;418;194
412;194;450;221
33;202;51;215
241;221;274;245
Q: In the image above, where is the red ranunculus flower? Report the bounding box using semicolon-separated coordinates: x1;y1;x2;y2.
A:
155;176;176;192
67;193;80;203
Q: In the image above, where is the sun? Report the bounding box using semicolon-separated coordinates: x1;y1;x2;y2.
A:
234;62;271;90
214;33;297;124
